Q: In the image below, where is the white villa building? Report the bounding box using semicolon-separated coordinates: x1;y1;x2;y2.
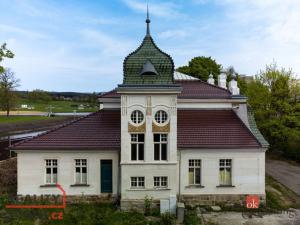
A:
11;13;268;211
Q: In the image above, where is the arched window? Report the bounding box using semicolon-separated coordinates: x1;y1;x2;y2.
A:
154;110;168;124
131;110;144;124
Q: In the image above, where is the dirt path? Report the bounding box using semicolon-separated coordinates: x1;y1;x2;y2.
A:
266;159;300;196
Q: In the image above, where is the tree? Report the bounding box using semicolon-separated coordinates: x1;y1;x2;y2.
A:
0;68;20;116
0;43;14;74
244;62;300;161
176;56;222;81
28;89;52;103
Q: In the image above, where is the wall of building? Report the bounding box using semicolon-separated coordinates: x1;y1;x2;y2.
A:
17;150;119;196
179;149;265;196
120;94;178;201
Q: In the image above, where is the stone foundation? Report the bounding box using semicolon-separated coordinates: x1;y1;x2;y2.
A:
179;194;266;207
120;199;160;212
16;194;117;204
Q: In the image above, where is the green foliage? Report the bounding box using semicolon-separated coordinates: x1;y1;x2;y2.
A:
0;202;171;225
144;195;153;216
184;210;201;225
0;68;20;116
28;89;52;103
160;212;176;225
243;62;300;161
0;43;14;74
176;56;222;81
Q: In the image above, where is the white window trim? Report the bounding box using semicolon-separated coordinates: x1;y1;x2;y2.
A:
130;110;144;125
188;159;202;185
153;133;168;161
74;159;88;184
131;133;145;161
154;110;169;126
130;176;145;189
154;176;168;189
219;158;233;186
44;159;58;185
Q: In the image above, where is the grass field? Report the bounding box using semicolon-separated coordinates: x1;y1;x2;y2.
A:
0;116;54;124
15;99;98;113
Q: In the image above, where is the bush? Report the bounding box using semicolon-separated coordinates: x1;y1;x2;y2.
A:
184;210;201;225
160;212;176;225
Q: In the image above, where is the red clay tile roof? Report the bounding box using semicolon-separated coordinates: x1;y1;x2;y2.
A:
99;80;231;99
11;109;260;151
177;110;261;148
10;110;120;150
176;81;231;99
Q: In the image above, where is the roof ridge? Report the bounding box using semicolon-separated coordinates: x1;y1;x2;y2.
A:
99;88;117;98
10;112;100;149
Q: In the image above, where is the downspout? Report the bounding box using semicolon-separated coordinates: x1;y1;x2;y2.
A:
178;150;181;198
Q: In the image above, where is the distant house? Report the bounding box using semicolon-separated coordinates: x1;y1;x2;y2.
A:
11;13;268;211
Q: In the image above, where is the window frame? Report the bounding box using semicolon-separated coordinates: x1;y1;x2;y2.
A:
154;110;168;125
74;159;88;184
45;159;58;184
219;159;232;186
153;133;168;161
154;176;168;188
188;159;201;185
130;110;144;125
130;176;145;189
131;133;145;161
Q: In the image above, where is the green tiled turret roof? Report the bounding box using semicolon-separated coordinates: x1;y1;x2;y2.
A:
247;106;269;148
122;9;174;85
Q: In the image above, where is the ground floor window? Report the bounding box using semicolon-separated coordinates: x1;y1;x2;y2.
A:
75;159;87;184
131;177;145;188
219;159;232;185
154;176;168;188
45;159;57;184
188;159;201;185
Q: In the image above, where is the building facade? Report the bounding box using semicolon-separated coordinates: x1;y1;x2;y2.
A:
11;14;268;210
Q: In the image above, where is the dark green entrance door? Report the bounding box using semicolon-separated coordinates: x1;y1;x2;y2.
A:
101;160;112;193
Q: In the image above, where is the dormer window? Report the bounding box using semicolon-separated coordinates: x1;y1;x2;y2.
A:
131;110;144;124
140;61;158;76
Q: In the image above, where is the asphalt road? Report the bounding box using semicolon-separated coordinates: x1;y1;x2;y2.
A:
266;159;300;196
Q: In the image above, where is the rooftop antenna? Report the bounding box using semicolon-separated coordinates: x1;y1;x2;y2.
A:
146;2;151;36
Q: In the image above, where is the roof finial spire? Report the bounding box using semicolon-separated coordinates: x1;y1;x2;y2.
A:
146;3;150;36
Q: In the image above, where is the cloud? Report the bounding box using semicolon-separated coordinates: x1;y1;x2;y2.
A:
122;0;183;18
0;24;49;40
158;29;190;39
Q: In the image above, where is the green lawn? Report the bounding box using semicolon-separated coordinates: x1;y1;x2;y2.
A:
16;99;98;113
0;116;53;124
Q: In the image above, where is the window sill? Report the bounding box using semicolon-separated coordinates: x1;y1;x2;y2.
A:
40;184;57;188
70;184;90;187
216;185;235;188
185;185;205;189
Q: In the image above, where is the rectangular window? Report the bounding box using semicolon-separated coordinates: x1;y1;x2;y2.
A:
75;159;87;184
154;134;168;160
131;134;144;160
219;159;232;185
130;177;145;188
45;159;57;184
154;176;168;188
188;159;201;185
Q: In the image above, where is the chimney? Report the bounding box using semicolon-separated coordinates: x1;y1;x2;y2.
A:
207;74;215;85
218;73;227;89
228;79;240;95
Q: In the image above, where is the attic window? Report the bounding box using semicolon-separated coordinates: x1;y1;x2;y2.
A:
140;60;158;76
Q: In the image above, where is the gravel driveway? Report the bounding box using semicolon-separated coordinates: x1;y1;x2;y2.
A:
266;159;300;196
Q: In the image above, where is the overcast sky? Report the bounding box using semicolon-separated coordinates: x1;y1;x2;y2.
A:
1;0;299;92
